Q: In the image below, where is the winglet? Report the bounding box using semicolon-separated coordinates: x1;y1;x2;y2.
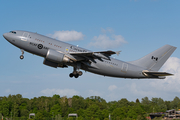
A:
116;51;121;56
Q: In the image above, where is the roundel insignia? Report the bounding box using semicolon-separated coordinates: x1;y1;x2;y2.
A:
38;44;43;49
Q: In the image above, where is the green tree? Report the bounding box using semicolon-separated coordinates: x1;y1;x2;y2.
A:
72;95;86;111
61;96;68;117
141;97;150;105
127;105;145;119
151;98;167;112
77;116;84;120
165;101;171;110
35;111;44;120
53;94;60;99
101;109;109;119
136;99;140;103
84;104;101;119
171;96;180;109
76;108;84;118
55;114;62;120
117;98;130;108
0;113;2;120
1;100;9;117
136;115;144;120
50;104;62;116
13;102;20;117
20;109;29;117
67;107;75;114
112;107;128;120
108;101;117;113
104;118;109;120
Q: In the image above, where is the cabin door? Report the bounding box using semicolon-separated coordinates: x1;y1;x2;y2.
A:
121;63;128;72
21;32;29;41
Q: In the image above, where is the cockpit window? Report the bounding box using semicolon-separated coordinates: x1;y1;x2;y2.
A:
9;31;16;34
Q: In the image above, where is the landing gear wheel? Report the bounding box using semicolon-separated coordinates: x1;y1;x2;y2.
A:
70;66;83;78
20;55;24;59
78;71;83;76
69;73;74;78
74;74;79;78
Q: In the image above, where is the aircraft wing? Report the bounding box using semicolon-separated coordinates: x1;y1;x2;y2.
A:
94;50;121;56
69;50;121;60
143;71;173;76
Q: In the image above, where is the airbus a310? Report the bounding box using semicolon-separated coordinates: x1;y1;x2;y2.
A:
3;30;177;79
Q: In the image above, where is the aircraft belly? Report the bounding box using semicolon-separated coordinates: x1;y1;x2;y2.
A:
82;59;145;78
83;67;123;77
82;60;126;78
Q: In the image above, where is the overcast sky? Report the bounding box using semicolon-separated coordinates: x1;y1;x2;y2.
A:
1;0;180;102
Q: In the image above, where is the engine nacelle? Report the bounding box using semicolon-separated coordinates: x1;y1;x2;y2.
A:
43;59;58;68
46;49;69;63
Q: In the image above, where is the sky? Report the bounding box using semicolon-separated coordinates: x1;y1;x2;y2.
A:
0;0;180;102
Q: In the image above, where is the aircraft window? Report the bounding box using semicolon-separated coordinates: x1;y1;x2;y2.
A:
9;31;16;34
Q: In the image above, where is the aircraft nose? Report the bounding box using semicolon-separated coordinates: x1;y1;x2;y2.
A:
3;33;8;39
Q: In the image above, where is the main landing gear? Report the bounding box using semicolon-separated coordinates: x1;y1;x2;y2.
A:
69;66;83;78
20;49;24;59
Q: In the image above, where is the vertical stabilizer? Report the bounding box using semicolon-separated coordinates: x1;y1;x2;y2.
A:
129;45;177;71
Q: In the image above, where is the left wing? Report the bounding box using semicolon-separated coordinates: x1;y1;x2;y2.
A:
69;50;121;60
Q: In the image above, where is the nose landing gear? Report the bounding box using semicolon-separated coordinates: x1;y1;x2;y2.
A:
20;49;24;59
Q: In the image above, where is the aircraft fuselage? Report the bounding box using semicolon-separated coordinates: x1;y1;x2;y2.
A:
3;30;176;79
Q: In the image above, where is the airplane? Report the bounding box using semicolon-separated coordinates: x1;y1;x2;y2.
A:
3;30;177;79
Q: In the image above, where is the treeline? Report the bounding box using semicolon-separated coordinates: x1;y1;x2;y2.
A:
0;94;180;120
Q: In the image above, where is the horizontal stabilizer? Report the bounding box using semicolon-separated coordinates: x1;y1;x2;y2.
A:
143;71;173;77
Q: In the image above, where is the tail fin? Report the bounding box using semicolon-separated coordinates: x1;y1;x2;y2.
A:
129;45;177;71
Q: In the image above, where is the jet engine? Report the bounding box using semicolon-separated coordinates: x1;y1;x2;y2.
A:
46;49;70;63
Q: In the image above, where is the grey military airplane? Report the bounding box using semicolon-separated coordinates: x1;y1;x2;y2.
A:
3;30;177;79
